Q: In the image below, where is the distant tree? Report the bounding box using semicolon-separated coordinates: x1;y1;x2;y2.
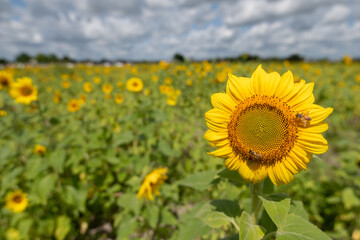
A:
16;53;31;63
48;53;58;63
286;54;304;62
0;58;8;65
62;56;74;63
173;53;186;62
36;53;49;63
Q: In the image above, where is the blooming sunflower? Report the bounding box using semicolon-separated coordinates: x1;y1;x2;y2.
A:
102;83;113;94
0;71;13;90
5;190;29;213
137;167;168;201
9;77;38;104
126;77;143;92
33;144;46;155
83;82;93;93
67;99;81;113
204;65;333;186
114;94;124;104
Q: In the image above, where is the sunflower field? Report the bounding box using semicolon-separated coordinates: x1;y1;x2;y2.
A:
0;60;359;240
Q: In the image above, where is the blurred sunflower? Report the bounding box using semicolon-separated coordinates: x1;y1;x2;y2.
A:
33;144;46;155
126;77;143;92
61;80;70;88
0;110;7;116
93;76;101;84
0;71;13;89
67;99;81;112
53;90;61;104
167;95;178;106
114;94;124;104
6;228;20;240
9;77;38;104
83;82;93;93
5;190;28;213
137;167;167;201
102;83;113;94
204;65;333;186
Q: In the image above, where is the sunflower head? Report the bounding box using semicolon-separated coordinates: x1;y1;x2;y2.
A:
34;144;46;155
5;190;29;213
137;167;168;201
83;82;93;93
0;71;13;89
114;94;124;104
204;65;333;186
126;77;144;92
67;99;81;113
9;77;38;105
53;90;61;104
102;83;113;94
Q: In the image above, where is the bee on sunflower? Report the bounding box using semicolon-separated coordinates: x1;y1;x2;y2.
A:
204;65;332;186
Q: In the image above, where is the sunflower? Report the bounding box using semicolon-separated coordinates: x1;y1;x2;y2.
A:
167;95;178;106
126;77;143;92
33;144;46;154
61;80;70;89
83;82;93;93
204;65;333;186
53;90;61;104
0;70;13;89
67;99;81;113
137;167;168;201
5;190;29;213
102;83;113;94
0;110;7;116
114;94;124;104
9;77;38;104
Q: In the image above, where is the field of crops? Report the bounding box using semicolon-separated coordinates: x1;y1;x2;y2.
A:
0;60;359;240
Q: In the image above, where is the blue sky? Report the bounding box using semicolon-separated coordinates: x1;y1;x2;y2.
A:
1;0;360;61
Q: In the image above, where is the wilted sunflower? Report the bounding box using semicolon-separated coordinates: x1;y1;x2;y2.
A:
9;77;38;104
204;65;333;186
137;167;167;201
67;99;81;113
5;190;29;213
33;144;46;155
0;71;13;89
126;77;143;92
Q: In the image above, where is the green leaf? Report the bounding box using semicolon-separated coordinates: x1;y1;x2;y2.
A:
196;200;240;228
161;207;178;225
342;187;360;209
25;157;47;180
177;217;211;240
48;149;66;173
259;194;290;230
143;204;160;228
117;193;141;215
276;214;331;240
116;214;137;240
289;200;309;220
177;170;218;191
158;140;180;158
263;178;274;194
220;234;239;240
112;130;134;146
239;211;265;240
31;174;57;204
63;185;88;213
55;216;71;240
217;168;244;184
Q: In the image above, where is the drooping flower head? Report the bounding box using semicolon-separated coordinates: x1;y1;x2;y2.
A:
204;65;333;185
5;190;29;213
137;167;168;201
9;77;38;105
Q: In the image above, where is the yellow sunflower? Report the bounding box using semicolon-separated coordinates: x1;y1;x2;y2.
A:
102;83;113;94
126;77;144;92
67;99;81;113
137;167;168;201
53;90;61;104
0;70;13;89
0;110;7;116
9;77;38;104
5;190;29;213
83;82;93;93
33;144;46;155
204;65;333;186
114;94;124;104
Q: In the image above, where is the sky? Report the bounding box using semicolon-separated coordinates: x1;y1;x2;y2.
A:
0;0;360;61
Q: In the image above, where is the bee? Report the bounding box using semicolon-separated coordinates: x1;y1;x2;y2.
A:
295;112;311;127
249;150;262;160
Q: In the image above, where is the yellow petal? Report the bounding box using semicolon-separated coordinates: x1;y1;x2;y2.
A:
206;121;228;132
226;74;252;102
282;80;306;103
268;163;294;185
208;145;233;158
283;157;299;174
298;122;328;133
211;93;237;114
267;71;281;96
204;130;228;142
275;71;294;99
225;155;241;170
238;160;268;183
308;107;333;125
205;108;230;124
298;132;328;145
288;82;314;108
250;65;267;96
296;137;328;154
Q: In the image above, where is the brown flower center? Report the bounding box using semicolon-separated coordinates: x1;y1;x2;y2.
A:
0;76;9;87
12;195;22;203
228;95;298;164
20;85;33;96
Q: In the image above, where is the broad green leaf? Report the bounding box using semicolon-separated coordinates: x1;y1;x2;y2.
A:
196;200;237;228
277;214;331;240
210;199;242;218
117;193;141;216
158;140;180;158
217;168;244;184
112;130;134;146
31;174;57;204
239;211;265;240
259;194;290;230
220;234;239;240
25;157;47;180
55;216;71;240
143;204;160;228
116;214;137;240
289;200;309;220
178;217;211;240
63;185;88;213
177;170;218;191
18;218;33;239
48;149;66;173
161;207;178;225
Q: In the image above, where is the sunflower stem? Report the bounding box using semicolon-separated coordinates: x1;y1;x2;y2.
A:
250;182;263;224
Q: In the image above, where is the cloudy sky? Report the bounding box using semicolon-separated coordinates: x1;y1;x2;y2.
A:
1;0;359;61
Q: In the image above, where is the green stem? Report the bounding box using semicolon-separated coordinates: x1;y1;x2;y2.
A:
262;231;276;240
250;182;263;224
